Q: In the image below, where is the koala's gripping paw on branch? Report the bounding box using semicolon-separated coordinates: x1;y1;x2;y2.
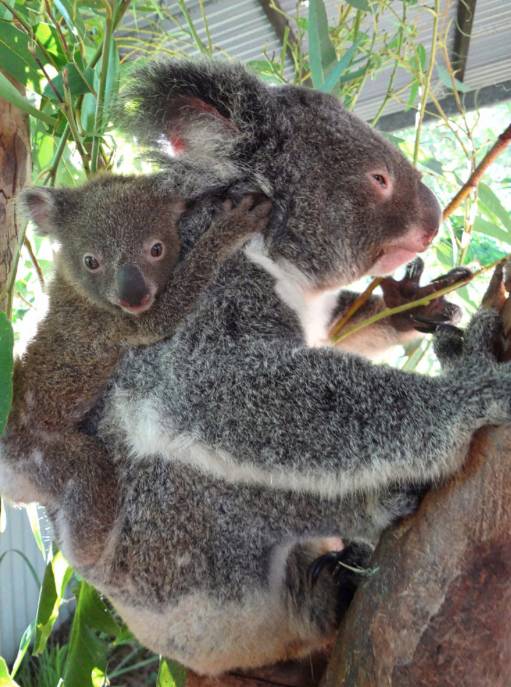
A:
308;542;373;623
380;257;470;333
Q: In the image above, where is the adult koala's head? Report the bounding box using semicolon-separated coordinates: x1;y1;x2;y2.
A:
122;61;440;288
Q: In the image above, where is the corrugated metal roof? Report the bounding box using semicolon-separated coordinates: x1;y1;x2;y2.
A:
134;0;510;122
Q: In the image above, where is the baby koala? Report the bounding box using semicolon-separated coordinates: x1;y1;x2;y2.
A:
2;173;271;563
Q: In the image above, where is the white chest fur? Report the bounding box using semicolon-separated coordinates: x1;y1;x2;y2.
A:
245;237;340;347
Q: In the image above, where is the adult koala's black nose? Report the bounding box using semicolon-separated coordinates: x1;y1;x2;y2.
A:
117;263;150;307
419;182;442;239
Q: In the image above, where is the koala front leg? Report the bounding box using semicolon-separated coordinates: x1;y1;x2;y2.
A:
0;426;120;567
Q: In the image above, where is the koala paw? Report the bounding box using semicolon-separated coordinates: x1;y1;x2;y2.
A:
222;193;272;234
308;541;373;620
381;257;469;333
434;266;510;369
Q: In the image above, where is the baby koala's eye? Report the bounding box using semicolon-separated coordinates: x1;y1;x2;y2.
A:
83;254;100;271
150;242;165;259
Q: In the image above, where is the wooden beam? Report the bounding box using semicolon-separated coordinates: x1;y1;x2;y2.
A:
451;0;477;82
258;0;297;53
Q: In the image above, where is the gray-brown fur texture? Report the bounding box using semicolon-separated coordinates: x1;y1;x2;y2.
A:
0;172;270;565
2;61;511;675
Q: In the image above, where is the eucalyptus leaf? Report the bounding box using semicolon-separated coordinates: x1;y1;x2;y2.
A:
63;582;111;687
10;624;34;678
0;313;13;436
478;182;511;231
157;658;187;687
320;39;362;93
345;0;371;10
308;0;336;89
43;64;94;101
0;656;20;687
34;551;73;655
473;216;511;245
436;64;472;93
0;21;46;89
0;72;57;126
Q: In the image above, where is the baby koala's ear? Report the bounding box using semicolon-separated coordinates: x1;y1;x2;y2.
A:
19;187;58;236
19;187;76;237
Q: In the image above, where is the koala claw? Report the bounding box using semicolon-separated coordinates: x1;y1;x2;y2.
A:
222;193;272;231
308;541;373;587
381;261;469;334
308;542;373;620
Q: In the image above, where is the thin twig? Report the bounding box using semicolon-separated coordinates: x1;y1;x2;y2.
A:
329;277;383;340
23;237;45;290
442;123;511;219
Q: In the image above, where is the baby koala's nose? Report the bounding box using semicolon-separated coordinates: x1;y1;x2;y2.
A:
117;263;150;307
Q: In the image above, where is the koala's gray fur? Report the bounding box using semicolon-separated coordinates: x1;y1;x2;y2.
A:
2;61;511;676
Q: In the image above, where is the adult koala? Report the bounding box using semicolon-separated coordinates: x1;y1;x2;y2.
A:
3;61;511;676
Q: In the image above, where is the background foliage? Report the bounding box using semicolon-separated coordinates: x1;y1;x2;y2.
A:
0;0;509;685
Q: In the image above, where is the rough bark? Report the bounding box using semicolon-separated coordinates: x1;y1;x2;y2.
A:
322;296;511;687
0;85;30;310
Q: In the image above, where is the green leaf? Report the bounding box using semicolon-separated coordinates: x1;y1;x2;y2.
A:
34;550;73;655
0;21;45;89
0;313;13;436
405;80;419;110
43;64;94;101
0;656;19;686
421;158;444;175
473;216;511;245
101;40;120;128
436;64;472;93
10;624;34;678
0;72;57;126
345;0;371;10
308;0;336;89
54;0;86;37
26;502;45;557
478;182;511;232
320;39;362;93
63;582;112;687
157;658;187;687
416;44;427;72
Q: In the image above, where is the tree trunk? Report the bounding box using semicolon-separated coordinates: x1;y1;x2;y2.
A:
0;86;30;310
322;297;511;687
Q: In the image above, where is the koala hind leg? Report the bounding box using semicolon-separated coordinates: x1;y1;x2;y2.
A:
281;540;373;642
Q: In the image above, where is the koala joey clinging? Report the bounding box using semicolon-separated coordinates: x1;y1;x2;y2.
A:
0;172;270;563
4;60;511;677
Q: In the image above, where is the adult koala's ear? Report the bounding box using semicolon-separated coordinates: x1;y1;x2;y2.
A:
119;60;271;165
19;187;75;237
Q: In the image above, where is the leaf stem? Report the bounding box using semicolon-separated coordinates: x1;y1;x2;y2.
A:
413;0;441;166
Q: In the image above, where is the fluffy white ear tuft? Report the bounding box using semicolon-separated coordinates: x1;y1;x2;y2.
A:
19;187;56;235
162;95;240;160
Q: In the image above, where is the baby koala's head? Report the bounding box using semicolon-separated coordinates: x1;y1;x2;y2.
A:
20;174;187;315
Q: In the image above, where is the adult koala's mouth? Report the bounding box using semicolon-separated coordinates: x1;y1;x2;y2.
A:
369;226;438;277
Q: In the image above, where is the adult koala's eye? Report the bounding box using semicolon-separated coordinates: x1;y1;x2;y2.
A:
372;173;387;188
150;242;165;259
83;254;100;271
